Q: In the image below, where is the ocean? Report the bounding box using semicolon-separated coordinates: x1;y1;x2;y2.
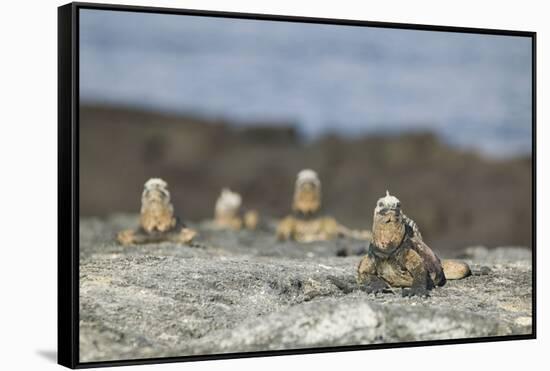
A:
79;9;533;158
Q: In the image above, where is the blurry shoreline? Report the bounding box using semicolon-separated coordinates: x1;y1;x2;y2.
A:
80;10;533;158
79;104;532;252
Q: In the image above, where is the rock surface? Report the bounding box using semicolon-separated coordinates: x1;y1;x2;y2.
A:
79;215;533;363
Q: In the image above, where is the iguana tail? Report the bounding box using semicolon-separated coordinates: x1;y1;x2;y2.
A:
442;259;471;280
336;224;373;240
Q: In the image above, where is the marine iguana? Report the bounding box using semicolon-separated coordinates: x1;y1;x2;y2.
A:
213;188;258;230
116;178;197;246
357;191;471;297
277;169;371;242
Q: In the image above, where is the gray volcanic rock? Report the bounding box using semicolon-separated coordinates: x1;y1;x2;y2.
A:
79;215;533;363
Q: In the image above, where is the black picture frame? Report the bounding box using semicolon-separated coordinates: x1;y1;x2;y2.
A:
58;2;537;369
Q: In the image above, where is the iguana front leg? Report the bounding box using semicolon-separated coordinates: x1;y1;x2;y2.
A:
276;216;296;241
116;227;196;246
401;272;431;297
362;275;391;295
401;249;433;297
117;228;168;245
357;254;390;295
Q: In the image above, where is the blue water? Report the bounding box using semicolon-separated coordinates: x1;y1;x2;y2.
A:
79;9;533;157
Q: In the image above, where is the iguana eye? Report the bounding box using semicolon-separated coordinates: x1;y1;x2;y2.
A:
378;202;383;207
396;202;401;207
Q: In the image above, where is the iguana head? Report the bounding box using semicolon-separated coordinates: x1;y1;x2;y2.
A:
142;177;171;204
215;188;242;218
292;169;321;214
374;190;402;218
372;191;405;254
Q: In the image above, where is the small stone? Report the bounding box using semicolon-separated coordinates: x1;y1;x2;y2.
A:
514;316;532;327
479;266;492;275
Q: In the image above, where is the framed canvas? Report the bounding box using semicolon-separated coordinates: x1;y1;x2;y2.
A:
58;2;536;368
